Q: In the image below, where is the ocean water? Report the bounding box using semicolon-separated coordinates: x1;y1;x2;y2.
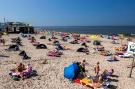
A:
35;26;135;35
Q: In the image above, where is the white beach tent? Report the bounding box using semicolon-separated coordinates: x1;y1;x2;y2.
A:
119;42;135;58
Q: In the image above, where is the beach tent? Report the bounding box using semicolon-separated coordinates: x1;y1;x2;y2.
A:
77;48;89;53
40;36;46;39
127;42;135;54
93;40;101;46
8;45;20;51
64;63;79;80
36;44;47;49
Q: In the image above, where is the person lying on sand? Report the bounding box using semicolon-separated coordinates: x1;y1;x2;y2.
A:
107;54;118;62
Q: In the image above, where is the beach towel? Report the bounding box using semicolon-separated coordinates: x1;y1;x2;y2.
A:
73;78;81;84
47;51;63;57
80;78;92;85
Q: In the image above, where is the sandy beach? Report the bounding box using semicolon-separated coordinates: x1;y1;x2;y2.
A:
0;33;135;89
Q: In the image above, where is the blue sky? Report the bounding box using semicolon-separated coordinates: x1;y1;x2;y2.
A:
0;0;135;26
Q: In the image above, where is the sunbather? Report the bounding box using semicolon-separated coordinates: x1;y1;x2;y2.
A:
107;54;118;62
99;69;114;82
31;37;36;43
17;63;26;72
81;60;86;72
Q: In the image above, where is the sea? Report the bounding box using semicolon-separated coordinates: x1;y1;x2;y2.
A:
35;26;135;35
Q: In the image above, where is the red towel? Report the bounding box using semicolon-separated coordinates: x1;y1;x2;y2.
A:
73;78;81;84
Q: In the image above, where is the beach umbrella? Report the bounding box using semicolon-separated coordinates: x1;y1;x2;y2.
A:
64;63;79;80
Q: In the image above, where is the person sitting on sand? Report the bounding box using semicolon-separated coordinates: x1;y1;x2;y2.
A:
94;62;100;76
81;60;87;72
76;62;86;77
17;63;26;72
98;69;114;82
31;37;36;43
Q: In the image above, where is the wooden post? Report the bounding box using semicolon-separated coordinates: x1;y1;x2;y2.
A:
128;54;135;78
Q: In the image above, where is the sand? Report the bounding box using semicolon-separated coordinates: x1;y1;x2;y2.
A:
0;33;135;89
